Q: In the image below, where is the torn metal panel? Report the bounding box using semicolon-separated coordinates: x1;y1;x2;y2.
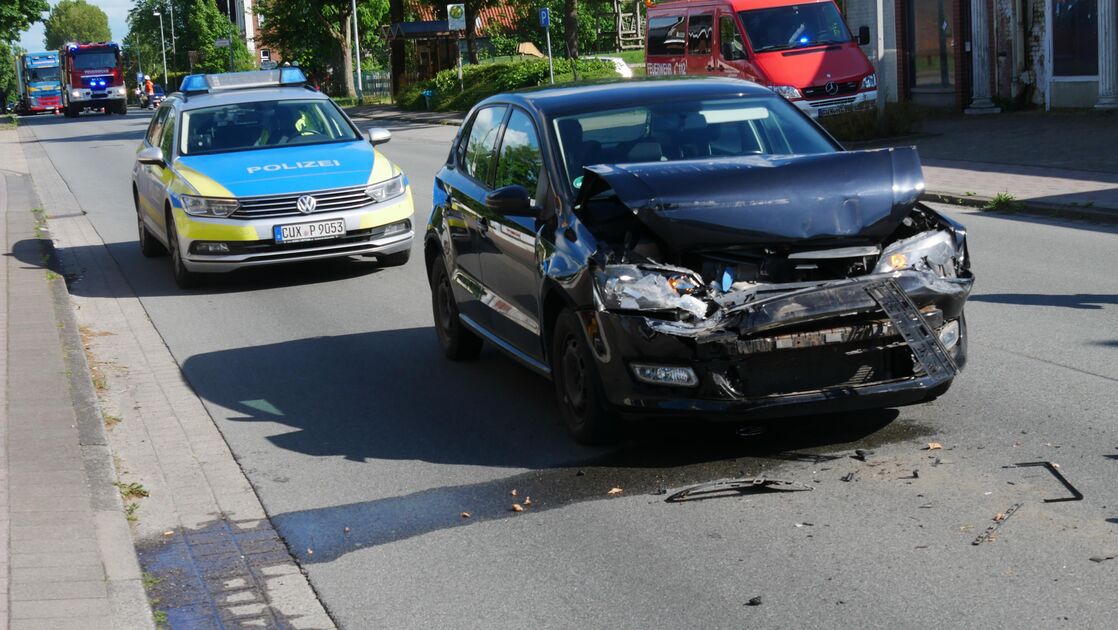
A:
578;147;924;253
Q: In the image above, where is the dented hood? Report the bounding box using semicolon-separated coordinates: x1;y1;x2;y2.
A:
578;147;924;253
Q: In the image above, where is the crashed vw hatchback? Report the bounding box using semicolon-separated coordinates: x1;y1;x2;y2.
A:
425;78;973;444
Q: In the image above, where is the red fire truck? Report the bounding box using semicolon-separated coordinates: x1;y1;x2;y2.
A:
60;42;128;117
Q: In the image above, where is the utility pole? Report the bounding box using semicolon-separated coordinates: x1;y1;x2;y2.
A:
168;1;177;59
875;0;885;119
351;0;363;99
154;10;168;90
225;0;235;71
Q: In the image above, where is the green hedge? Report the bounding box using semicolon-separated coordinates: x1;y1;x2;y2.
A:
398;58;619;112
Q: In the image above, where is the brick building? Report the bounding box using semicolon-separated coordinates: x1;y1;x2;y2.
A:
842;0;1117;110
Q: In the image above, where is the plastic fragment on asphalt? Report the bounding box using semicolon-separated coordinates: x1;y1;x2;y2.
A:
745;596;763;606
607;487;624;495
510;489;518;497
851;449;873;462
523;496;532;506
511;504;524;512
926;442;943;450
460;512;470;519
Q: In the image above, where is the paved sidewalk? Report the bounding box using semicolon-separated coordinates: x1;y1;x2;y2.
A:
347;103;1118;222
2;128;153;629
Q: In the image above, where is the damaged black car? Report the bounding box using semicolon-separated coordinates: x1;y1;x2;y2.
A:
425;78;973;444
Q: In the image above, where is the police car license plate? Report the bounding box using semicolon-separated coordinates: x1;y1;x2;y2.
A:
274;219;346;243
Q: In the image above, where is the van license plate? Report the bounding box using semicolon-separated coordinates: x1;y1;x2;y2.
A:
817;106;846;117
274;219;346;243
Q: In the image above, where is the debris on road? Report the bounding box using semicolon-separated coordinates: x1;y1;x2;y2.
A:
1005;461;1084;502
852;449;873;462
608;487;624;495
840;472;856;482
460;512;471;519
972;502;1024;545
666;478;813;503
511;504;524;512
1089;554;1116;563
524;496;532;506
510;489;518;497
745;596;763;606
925;442;943;450
162;530;174;537
794;522;814;528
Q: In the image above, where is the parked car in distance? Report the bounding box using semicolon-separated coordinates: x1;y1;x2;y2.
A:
645;0;877;118
425;78;972;444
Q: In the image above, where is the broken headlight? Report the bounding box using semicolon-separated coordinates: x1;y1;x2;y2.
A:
874;231;957;276
594;264;709;321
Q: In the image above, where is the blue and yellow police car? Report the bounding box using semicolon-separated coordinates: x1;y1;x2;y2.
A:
131;68;413;288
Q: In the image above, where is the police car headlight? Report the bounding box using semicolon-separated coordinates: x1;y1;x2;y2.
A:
180;195;240;218
365;174;405;203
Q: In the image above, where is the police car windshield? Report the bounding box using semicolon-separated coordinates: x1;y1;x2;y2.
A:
554;96;836;191
180;99;360;155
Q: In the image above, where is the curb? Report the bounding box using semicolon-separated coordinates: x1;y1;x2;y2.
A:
922;190;1118;225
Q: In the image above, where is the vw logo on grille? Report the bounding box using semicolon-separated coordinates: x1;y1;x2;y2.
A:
824;81;839;96
296;195;317;214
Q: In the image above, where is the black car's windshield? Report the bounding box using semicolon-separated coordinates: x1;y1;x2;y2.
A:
553;95;837;190
180;99;360;155
72;52;118;69
741;3;852;53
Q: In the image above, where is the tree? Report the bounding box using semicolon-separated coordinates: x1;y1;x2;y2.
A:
1;42;21;113
125;0;253;87
184;0;254;73
0;0;48;43
43;0;111;49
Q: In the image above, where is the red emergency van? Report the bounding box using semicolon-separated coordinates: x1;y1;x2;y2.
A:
645;0;877;118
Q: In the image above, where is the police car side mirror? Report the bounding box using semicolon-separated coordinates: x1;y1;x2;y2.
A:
367;127;391;146
486;185;538;217
857;26;871;46
137;146;165;166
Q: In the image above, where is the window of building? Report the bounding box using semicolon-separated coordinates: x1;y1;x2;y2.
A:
908;0;955;89
1053;0;1098;76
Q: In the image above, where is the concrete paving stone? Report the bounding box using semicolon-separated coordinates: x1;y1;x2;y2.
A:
9;579;108;601
235;537;288;556
9;551;101;568
11;509;90;527
10;523;97;543
188;540;241;559
6;470;86;487
11;563;106;584
242;550;293;568
10;597;111;618
216;589;260;605
5;458;84;475
10;617;113;630
202;574;250;594
287;613;336;630
163;604;221;630
10;535;99;554
217;602;269;621
198;554;253;580
9;494;92;511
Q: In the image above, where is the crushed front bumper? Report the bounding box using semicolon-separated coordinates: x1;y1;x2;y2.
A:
174;191;414;272
586;272;972;420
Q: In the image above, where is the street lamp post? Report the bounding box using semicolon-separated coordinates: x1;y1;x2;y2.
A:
225;0;235;71
351;0;363;99
153;10;168;90
168;1;177;59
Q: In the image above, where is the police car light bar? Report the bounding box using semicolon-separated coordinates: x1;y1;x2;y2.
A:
180;69;306;96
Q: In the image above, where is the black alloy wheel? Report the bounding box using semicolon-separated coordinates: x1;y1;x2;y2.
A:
551;309;618;445
430;257;482;360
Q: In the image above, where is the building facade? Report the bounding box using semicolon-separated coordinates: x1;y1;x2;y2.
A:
843;0;1117;110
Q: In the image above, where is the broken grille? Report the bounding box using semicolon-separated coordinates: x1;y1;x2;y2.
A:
231;185;371;220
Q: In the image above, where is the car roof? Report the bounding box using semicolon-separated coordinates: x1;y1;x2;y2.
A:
171;86;330;111
479;77;776;118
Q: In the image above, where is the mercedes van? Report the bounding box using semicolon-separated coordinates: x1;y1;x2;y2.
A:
645;0;877;118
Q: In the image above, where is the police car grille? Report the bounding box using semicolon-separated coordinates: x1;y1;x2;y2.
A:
232;186;371;219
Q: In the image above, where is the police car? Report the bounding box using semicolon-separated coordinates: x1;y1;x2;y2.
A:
131;68;414;288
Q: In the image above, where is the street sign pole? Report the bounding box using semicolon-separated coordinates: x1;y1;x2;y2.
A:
352;0;363;100
448;4;466;92
541;8;553;84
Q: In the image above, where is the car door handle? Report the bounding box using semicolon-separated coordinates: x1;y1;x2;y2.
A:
477;216;489;237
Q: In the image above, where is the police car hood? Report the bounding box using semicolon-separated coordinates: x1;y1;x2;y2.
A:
176;141;375;197
576;148;924;253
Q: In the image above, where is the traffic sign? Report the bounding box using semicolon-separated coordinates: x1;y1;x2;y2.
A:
447;4;466;31
539;7;549;28
215;38;231;48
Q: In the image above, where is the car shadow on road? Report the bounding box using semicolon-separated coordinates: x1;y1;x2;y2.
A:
8;238;391;297
969;293;1118;310
183;326;930;561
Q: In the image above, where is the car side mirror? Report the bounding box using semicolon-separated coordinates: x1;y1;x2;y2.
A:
367;127;391;146
137;146;165;166
485;185;537;217
857;26;871;46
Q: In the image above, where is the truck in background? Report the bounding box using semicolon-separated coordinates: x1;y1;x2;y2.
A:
15;51;63;114
60;41;128;117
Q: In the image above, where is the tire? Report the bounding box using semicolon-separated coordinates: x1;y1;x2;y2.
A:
430;258;482;360
550;309;619;445
165;209;202;289
376;248;411;267
136;193;166;258
64;104;79;118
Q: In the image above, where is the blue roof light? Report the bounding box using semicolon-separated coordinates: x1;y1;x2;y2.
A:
799;36;809;44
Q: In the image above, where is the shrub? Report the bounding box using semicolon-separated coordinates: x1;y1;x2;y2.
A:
399;58;618;112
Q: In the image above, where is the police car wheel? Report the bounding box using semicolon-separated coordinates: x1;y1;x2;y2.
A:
166;209;202;289
376;249;411;267
551;309;619;445
430;258;482;360
136;196;165;258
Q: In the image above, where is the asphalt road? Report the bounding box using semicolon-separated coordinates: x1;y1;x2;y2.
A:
20;110;1118;628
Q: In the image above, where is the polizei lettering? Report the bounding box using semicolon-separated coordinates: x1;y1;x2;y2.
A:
246;159;341;174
